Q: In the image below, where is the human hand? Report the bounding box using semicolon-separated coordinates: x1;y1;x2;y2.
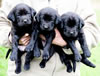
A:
9;33;30;46
19;33;30;46
9;28;67;47
40;28;67;47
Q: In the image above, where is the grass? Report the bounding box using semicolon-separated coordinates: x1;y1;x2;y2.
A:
80;43;100;76
0;47;8;76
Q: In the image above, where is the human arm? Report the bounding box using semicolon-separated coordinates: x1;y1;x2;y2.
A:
75;0;100;49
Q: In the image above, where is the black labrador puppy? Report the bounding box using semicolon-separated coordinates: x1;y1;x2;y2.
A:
6;3;37;74
58;12;91;62
35;7;61;60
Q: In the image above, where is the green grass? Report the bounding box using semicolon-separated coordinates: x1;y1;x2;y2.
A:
0;46;8;76
80;43;100;76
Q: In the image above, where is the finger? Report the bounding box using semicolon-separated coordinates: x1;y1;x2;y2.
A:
21;36;30;42
52;38;67;47
21;39;30;45
52;29;67;46
20;33;29;41
24;33;30;37
39;34;46;40
19;36;30;44
23;37;30;42
21;38;30;45
24;41;30;46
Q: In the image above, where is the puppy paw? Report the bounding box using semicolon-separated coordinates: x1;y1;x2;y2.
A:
39;62;46;68
67;68;72;73
34;51;41;58
66;63;72;73
25;46;33;52
75;54;82;62
24;64;30;71
10;54;17;61
15;68;21;74
42;52;49;60
64;60;72;73
84;51;91;58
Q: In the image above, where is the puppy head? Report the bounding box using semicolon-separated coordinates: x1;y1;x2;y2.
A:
35;7;60;31
61;12;84;37
7;3;36;27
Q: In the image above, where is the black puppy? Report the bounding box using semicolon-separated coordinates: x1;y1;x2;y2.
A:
6;3;37;74
58;12;91;62
35;7;61;60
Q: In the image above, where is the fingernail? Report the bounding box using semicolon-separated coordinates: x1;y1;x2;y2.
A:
25;33;29;36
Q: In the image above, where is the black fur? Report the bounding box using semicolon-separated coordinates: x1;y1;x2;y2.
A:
35;7;61;60
7;3;37;74
58;12;91;62
39;12;95;73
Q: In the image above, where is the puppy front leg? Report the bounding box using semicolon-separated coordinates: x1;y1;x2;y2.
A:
15;50;22;74
10;35;19;61
15;58;21;74
24;51;33;70
67;40;82;62
42;32;55;60
78;31;91;57
33;38;41;57
25;29;39;52
40;45;55;68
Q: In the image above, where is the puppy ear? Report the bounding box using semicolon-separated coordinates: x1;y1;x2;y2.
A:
79;18;84;29
35;13;40;22
60;20;64;29
30;8;36;17
7;9;15;22
57;20;64;31
55;14;61;25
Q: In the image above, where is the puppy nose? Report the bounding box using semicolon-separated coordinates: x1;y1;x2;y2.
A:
70;31;74;35
23;19;28;23
44;25;49;29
